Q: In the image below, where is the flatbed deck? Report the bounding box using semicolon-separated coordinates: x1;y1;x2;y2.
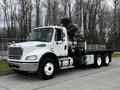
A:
83;49;113;54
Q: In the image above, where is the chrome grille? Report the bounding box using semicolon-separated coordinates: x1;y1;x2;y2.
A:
8;47;23;60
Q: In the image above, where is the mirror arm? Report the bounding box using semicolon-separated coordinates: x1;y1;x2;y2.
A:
56;41;63;44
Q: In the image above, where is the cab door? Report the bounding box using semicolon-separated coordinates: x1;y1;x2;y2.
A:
53;28;68;56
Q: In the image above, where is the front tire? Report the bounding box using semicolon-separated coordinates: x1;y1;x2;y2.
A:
37;57;57;80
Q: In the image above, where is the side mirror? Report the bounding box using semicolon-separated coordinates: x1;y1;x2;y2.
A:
62;38;65;42
56;41;62;44
56;39;65;44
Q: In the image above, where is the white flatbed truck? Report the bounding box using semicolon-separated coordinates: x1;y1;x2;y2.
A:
7;26;113;80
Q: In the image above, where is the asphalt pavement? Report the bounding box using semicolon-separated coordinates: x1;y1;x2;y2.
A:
0;58;120;90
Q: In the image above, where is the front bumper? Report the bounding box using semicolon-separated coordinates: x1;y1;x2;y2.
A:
8;61;39;72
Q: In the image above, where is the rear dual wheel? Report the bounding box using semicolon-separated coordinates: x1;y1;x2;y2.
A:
94;54;111;68
102;54;111;66
94;55;102;68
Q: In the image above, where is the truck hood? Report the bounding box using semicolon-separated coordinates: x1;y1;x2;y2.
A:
9;41;48;48
8;41;52;62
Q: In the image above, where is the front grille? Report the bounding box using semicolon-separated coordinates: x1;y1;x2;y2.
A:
8;47;23;60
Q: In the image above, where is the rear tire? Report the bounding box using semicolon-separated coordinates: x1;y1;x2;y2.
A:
37;57;57;80
94;55;102;68
102;54;111;66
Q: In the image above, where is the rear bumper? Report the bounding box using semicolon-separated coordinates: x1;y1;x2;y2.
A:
8;61;39;72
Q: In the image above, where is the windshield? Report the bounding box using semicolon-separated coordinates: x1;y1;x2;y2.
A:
30;28;53;42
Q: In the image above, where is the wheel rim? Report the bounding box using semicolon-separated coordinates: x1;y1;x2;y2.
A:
97;57;102;66
44;62;54;76
105;56;110;64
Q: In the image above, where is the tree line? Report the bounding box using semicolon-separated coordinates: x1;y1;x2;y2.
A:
0;0;120;50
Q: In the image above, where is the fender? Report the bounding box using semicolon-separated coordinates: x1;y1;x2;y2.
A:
39;52;60;69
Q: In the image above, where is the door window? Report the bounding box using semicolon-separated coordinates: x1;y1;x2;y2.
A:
55;28;65;41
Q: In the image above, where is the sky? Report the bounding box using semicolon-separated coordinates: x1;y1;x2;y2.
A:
106;0;114;8
0;0;114;28
0;17;4;28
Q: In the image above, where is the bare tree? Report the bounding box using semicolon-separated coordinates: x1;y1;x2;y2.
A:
107;0;120;49
36;0;41;27
17;0;33;39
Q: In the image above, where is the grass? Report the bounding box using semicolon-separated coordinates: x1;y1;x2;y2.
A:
0;59;10;75
112;54;120;58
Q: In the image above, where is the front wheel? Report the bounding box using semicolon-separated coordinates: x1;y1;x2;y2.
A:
37;57;57;80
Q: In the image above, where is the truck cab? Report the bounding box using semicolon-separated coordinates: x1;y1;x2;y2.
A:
8;26;69;79
8;26;113;80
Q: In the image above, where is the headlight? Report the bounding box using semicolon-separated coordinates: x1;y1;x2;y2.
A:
25;55;37;60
